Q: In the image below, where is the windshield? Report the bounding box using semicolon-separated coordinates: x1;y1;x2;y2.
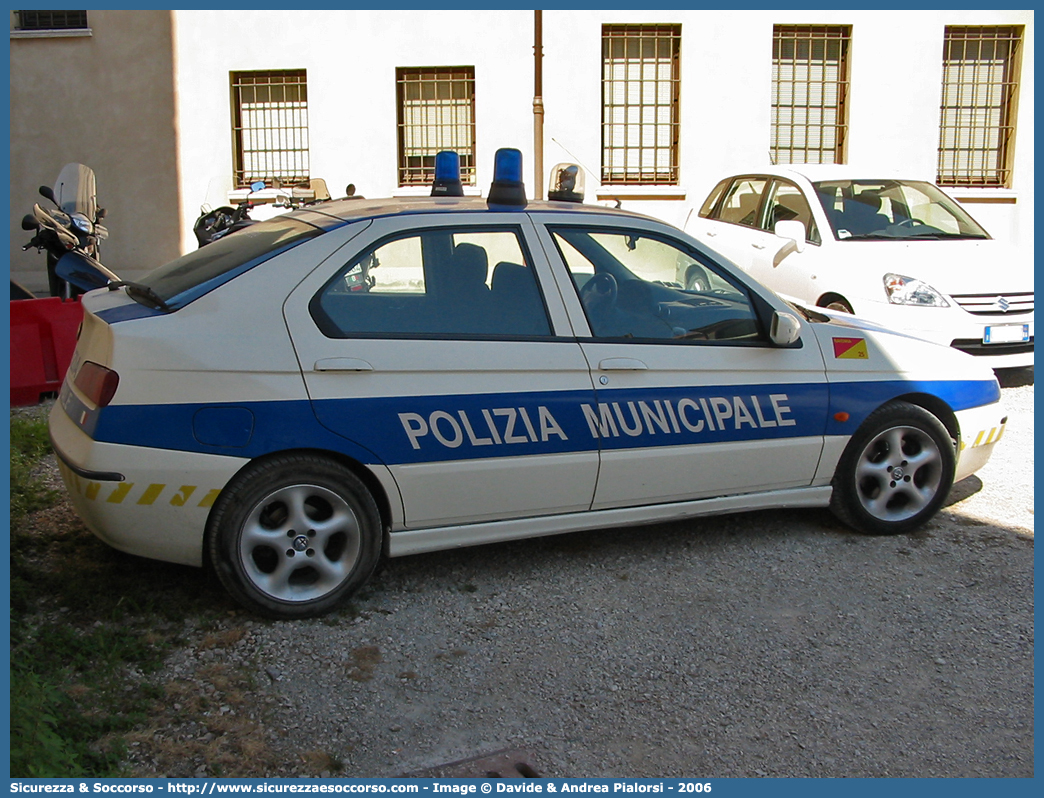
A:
53;163;98;218
811;179;991;241
138;216;324;309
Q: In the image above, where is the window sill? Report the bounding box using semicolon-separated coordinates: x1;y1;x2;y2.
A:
945;187;1018;205
11;28;92;38
392;185;482;198
596;185;687;202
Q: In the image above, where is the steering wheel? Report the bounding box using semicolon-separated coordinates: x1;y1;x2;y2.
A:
580;272;618;312
896;218;924;228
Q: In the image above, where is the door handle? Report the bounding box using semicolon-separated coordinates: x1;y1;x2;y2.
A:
751;242;767;250
705;230;717;237
598;358;648;371
313;357;373;372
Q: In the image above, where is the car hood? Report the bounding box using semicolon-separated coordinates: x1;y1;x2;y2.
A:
835;238;1033;295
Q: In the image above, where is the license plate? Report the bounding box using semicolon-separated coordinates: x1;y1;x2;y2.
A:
983;324;1030;344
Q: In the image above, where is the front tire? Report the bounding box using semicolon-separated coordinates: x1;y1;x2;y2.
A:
207;454;381;619
830;401;955;535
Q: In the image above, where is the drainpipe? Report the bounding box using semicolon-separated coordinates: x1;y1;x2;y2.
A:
533;10;544;200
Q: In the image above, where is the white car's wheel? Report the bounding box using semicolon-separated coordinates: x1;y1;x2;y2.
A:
685;265;711;292
208;454;381;618
830;401;955;535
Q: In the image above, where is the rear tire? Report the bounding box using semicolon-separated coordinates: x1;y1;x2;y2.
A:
207;454;381;619
830;401;955;535
685;265;711;292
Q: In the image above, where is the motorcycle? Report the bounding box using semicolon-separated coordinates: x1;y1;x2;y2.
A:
193;177;336;247
21;163;109;298
193;179;266;248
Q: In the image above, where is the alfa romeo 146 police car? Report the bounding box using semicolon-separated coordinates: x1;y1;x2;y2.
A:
49;150;1007;618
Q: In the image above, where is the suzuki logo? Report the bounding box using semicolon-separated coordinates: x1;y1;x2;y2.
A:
995;296;1011;312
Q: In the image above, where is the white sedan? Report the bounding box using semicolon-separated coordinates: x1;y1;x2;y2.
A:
686;166;1033;370
48;152;1007;618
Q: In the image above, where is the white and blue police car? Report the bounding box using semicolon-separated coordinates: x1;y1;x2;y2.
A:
49;149;1008;618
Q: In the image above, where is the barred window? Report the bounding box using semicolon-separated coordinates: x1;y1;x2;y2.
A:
937;26;1022;188
12;10;88;30
231;70;309;189
771;25;850;165
397;67;476;187
601;24;681;185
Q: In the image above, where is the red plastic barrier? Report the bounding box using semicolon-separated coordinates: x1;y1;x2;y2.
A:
10;296;83;406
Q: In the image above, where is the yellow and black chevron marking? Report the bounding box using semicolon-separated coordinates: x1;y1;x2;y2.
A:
59;462;220;508
958;423;1006;452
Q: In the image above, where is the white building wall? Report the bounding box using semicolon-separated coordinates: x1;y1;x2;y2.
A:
169;9;1032;256
172;10;535;253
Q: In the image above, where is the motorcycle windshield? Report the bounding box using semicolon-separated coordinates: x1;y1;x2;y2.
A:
53;163;98;219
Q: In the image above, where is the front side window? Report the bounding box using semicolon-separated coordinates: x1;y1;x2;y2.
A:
231;70;309;188
311;228;550;338
771;25;850;165
937;26;1023;188
763;181;821;244
396;67;477;187
601;24;681;185
812;179;991;241
551;228;761;343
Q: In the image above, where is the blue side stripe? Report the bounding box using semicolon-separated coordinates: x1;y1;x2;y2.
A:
824;378;1000;436
84;377;998;467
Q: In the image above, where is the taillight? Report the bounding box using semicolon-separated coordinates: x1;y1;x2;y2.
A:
74;361;120;407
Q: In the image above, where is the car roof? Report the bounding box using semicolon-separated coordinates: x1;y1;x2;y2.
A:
729;164;933;183
298;196;662;226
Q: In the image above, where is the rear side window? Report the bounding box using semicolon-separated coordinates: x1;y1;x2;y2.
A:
310;228;552;338
140;216;324;308
716;178;768;226
698;178;731;218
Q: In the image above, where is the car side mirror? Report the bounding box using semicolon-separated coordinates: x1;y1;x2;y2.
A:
770;310;802;346
772;219;806;266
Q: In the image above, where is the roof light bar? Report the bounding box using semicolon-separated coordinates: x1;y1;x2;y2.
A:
487;148;527;208
431;150;464;197
548;163;585;203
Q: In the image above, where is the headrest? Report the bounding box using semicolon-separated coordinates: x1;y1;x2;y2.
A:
452;243;488;283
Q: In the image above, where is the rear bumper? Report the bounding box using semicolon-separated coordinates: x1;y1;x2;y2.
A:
48;401;248;567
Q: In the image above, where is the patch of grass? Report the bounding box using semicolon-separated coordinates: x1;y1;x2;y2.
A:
10;411;58;521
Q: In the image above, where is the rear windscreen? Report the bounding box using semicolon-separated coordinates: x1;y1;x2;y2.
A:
139;216;324;308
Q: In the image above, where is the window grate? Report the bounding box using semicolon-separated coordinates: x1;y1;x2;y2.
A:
14;10;88;30
601;24;681;185
14;9;87;30
937;26;1022;188
396;67;477;187
231;70;310;189
771;25;850;165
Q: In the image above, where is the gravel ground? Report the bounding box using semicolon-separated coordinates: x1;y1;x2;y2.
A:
21;371;1034;778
